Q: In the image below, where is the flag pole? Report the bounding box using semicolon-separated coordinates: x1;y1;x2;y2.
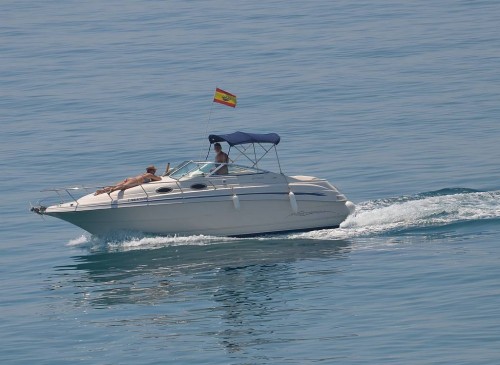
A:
199;90;216;161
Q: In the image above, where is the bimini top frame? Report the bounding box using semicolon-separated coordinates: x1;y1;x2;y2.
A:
207;131;283;173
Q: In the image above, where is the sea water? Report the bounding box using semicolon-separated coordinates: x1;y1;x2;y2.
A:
2;1;500;364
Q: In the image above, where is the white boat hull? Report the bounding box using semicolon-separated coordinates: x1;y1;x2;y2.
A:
46;195;352;237
43;173;354;237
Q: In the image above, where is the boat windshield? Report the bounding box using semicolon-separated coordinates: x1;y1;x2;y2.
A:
168;161;267;180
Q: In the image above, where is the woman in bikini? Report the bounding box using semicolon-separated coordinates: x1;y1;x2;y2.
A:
95;165;162;195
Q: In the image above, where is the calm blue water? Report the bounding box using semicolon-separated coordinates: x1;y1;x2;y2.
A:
2;0;500;363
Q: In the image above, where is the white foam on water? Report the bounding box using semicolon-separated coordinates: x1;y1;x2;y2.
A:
67;235;90;246
67;232;238;252
290;190;500;240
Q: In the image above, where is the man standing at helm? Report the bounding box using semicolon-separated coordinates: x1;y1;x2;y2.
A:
213;143;229;174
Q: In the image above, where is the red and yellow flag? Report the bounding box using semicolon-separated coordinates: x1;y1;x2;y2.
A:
213;88;237;108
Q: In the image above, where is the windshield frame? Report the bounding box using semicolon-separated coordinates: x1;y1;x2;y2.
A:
167;161;268;180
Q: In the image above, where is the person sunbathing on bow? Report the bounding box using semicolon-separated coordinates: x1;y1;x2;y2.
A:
94;165;162;195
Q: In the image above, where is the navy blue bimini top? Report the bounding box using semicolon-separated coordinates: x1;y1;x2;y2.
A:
208;131;280;146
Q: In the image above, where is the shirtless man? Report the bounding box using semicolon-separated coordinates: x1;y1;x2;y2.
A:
95;165;162;195
213;143;229;174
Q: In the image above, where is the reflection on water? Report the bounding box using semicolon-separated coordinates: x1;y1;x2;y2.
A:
212;262;301;353
55;238;351;307
52;239;351;354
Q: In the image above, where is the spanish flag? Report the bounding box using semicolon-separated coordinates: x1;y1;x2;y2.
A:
213;88;237;108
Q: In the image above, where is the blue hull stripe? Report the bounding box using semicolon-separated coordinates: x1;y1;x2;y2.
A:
73;191;329;211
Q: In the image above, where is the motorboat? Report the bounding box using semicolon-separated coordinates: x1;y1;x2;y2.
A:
32;131;355;237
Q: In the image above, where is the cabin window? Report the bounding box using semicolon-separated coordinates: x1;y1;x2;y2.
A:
190;183;207;190
156;187;173;194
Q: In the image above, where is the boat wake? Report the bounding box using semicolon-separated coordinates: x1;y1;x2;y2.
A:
292;188;500;240
67;233;238;252
67;188;500;251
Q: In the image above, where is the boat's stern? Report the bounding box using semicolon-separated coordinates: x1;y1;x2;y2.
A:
289;174;355;220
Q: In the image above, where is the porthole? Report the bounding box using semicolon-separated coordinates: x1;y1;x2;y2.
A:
156;187;173;194
190;183;207;190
